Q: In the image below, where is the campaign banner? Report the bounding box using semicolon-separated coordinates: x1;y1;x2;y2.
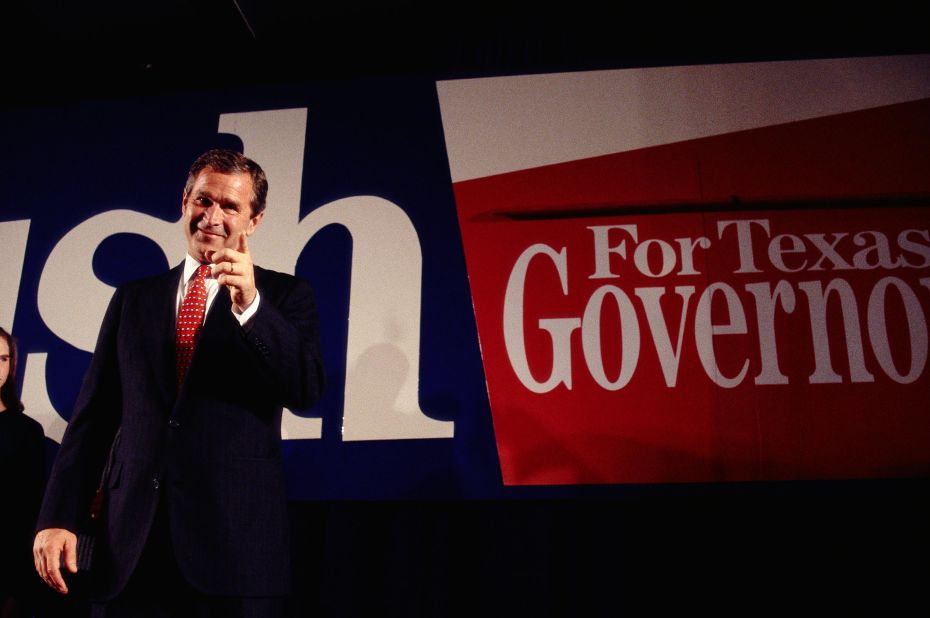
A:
2;55;928;498
438;55;930;485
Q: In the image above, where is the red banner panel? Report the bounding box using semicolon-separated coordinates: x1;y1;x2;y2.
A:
444;63;930;484
458;202;929;485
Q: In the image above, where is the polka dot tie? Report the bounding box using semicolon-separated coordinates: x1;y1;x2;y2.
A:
176;264;210;390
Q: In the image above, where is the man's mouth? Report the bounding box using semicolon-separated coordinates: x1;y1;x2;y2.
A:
196;226;227;239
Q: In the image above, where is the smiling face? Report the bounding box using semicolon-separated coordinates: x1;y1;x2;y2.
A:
181;168;264;263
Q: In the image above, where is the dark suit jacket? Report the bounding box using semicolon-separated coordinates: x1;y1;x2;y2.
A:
36;263;324;600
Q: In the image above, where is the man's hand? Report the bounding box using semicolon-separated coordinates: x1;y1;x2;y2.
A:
34;528;78;594
211;233;257;312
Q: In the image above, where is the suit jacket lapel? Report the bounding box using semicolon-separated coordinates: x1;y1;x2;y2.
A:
148;263;184;406
177;269;265;402
179;278;235;398
200;284;233;342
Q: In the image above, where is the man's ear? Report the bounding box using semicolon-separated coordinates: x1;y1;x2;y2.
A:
247;211;264;235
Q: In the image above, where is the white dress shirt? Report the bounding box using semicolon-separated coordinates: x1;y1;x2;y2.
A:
177;254;260;329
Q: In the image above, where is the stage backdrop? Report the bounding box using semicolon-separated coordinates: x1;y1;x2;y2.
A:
2;54;929;499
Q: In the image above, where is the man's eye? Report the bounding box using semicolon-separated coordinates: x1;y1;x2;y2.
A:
196;197;212;206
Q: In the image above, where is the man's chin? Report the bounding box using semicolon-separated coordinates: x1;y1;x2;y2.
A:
190;240;226;262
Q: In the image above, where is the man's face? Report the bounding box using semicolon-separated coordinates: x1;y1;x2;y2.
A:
181;168;264;263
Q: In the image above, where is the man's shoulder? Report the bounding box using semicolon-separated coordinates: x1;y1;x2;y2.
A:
254;265;313;302
117;266;181;294
254;265;304;287
103;267;180;312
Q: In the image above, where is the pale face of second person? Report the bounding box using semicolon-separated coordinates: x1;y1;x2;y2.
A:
0;337;10;409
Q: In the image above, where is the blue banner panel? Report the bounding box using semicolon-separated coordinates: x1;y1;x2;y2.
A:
1;78;501;500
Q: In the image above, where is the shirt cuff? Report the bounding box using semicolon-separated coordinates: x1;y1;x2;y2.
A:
232;291;261;329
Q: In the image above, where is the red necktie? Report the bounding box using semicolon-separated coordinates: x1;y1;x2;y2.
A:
176;264;210;390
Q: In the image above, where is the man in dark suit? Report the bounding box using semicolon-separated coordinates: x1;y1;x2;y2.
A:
33;149;324;616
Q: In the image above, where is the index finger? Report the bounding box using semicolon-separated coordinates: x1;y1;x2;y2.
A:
46;549;69;594
237;232;249;255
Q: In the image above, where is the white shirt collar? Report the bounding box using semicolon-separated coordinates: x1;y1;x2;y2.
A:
182;254;213;284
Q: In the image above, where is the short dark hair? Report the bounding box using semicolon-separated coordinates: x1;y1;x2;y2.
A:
0;327;25;413
183;149;268;217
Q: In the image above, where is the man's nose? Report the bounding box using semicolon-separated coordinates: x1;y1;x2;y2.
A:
204;203;224;225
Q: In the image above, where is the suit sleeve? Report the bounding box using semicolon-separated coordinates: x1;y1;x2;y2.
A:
240;274;325;411
35;288;124;532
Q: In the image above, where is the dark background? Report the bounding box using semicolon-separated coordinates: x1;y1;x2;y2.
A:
5;1;929;108
7;1;929;615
